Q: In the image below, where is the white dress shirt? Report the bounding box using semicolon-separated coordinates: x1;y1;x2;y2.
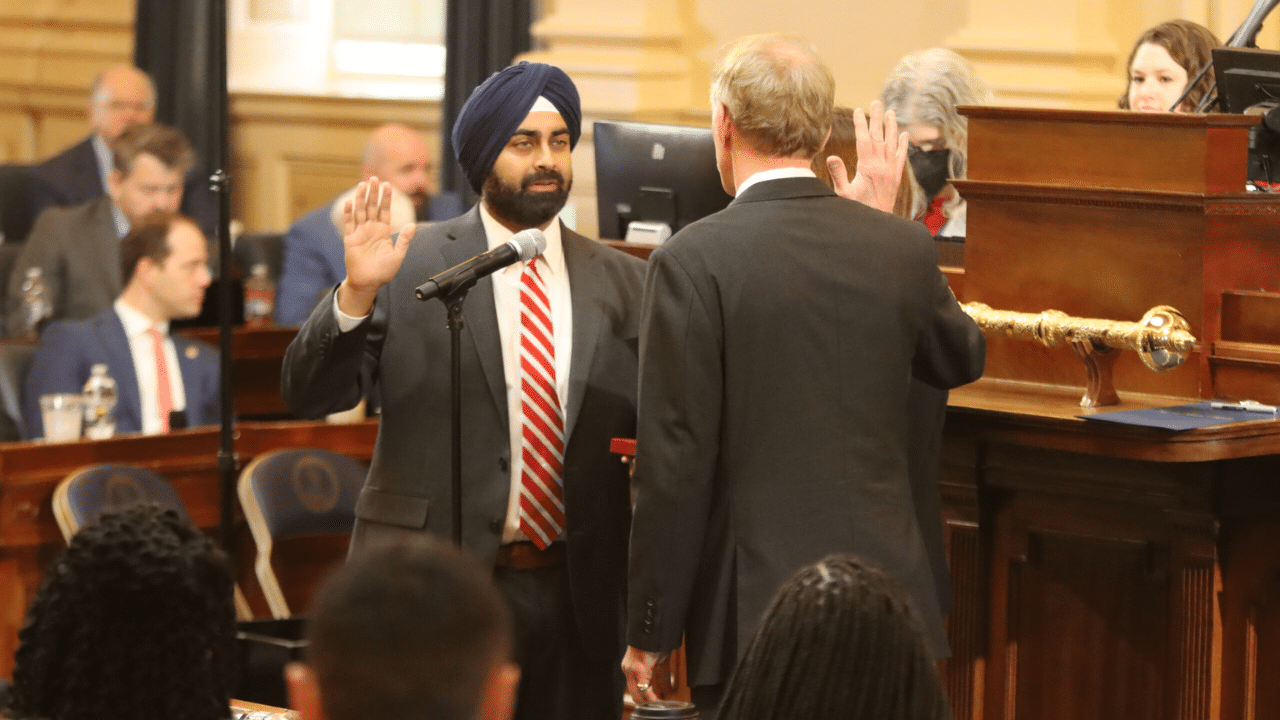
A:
334;207;573;543
115;298;187;435
735;166;817;196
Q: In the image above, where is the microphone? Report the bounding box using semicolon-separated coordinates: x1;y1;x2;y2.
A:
415;228;547;301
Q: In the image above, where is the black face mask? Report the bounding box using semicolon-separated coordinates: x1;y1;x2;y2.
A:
908;147;951;199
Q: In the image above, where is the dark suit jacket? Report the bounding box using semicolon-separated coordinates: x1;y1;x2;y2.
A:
275;192;466;326
22;307;220;439
6;196;122;337
625;176;986;686
282;208;646;659
28;136;217;235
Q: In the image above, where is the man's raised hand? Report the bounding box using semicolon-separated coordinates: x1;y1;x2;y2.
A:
336;177;416;317
829;99;908;214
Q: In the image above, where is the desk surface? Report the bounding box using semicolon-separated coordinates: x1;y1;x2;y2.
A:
950;376;1280;463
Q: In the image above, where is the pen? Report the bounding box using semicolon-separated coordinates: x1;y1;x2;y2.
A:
1210;400;1278;413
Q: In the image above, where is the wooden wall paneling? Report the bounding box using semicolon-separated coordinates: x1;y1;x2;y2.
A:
1217;455;1280;720
281;154;362;224
940;431;987;720
977;441;1217;720
228;93;444;233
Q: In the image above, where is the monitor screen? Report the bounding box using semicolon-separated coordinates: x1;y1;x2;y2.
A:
1212;47;1280;183
1212;46;1280;113
593;121;733;241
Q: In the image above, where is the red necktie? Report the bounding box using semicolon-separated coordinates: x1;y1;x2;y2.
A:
148;327;172;433
517;258;566;549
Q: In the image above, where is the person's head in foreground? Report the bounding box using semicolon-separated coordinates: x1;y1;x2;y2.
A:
1119;19;1222;113
287;537;519;720
718;554;950;720
9;503;237;720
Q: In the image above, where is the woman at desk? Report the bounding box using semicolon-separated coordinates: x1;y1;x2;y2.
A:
1119;19;1222;113
881;48;992;240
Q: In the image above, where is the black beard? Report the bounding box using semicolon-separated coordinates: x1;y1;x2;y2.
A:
482;169;571;228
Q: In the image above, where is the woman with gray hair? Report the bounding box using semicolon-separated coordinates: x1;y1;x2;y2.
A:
881;48;992;239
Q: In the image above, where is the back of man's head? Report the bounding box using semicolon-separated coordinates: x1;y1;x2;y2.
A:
290;538;517;720
711;34;834;159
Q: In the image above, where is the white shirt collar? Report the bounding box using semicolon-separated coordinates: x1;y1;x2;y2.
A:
114;297;167;338
735;167;817;197
91;134;114;193
477;203;566;279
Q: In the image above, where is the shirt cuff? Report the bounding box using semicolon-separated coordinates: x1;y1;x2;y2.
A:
332;289;371;332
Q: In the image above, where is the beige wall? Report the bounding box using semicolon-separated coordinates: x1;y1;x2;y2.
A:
3;0;1280;234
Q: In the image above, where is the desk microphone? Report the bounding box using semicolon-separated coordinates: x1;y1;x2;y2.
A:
415;228;546;301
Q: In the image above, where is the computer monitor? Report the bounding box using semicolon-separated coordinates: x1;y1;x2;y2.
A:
593;121;733;242
1211;46;1280;182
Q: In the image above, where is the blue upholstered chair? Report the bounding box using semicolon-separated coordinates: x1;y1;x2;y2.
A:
53;463;254;620
237;448;368;618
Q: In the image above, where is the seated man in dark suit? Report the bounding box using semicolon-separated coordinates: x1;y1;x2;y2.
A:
22;212;217;439
274;123;466;325
25;65;215;235
7;122;195;338
286;537;519;720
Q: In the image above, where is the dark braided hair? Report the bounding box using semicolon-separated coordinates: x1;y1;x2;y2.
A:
10;503;237;720
719;554;950;720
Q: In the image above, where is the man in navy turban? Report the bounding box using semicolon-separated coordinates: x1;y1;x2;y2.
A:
282;61;646;720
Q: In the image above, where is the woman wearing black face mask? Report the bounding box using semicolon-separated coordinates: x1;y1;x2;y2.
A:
882;48;992;239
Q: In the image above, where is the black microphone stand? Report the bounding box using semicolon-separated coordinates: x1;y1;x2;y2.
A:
443;288;470;546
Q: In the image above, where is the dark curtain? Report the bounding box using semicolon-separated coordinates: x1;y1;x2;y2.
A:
441;0;534;199
133;0;228;180
133;0;237;551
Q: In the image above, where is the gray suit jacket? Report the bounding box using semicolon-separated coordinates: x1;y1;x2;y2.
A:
625;177;986;686
6;196;121;337
282;208;646;659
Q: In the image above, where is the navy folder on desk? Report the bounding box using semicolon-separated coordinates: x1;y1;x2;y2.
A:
1079;402;1279;431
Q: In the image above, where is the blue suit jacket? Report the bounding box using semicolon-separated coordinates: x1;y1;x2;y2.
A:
27;136;218;237
21;308;220;439
274;192;465;326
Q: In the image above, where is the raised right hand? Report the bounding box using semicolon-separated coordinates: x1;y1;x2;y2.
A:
337;177;416;317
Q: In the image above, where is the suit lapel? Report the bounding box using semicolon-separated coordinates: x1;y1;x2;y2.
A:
87;198;123;297
174;336;207;423
561;229;601;441
100;311;142;432
439;216;508;422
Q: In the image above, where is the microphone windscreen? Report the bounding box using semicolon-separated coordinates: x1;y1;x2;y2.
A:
510;228;547;261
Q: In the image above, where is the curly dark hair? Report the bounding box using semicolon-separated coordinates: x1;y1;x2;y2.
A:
719;554;950;720
9;503;238;720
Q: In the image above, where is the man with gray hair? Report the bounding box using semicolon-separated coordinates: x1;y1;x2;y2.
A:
622;34;986;719
26;65;215;236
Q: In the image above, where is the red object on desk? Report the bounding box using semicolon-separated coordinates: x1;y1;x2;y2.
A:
610;438;636;455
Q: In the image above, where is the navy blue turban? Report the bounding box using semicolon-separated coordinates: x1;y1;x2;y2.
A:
451;61;582;193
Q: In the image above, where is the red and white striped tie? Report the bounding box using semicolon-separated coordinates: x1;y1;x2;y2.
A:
518;258;566;549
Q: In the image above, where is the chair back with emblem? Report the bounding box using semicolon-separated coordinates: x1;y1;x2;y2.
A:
52;463;255;620
238;447;368;618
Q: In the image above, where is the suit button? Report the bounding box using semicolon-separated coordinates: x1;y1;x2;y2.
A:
646;599;656;607
488;519;502;534
498;457;509;472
